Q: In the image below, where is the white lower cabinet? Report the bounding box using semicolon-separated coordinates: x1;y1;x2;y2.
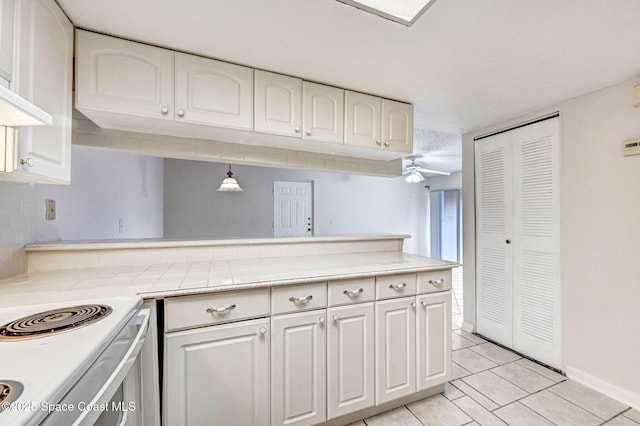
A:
271;309;327;426
416;292;451;391
164;318;270;426
327;303;375;419
375;296;416;404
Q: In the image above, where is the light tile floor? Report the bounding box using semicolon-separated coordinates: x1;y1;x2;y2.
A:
348;267;640;426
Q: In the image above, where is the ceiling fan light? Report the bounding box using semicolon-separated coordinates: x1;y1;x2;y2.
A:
217;164;244;192
405;171;425;183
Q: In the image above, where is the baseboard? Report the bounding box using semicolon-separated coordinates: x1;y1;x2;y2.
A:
565;365;640;410
461;321;474;333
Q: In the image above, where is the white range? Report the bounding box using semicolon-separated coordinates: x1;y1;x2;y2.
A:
0;296;148;426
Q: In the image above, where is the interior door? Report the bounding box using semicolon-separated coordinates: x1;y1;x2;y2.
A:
273;181;313;237
475;131;514;347
511;118;561;369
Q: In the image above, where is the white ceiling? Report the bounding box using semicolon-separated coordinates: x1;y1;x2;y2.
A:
57;0;640;172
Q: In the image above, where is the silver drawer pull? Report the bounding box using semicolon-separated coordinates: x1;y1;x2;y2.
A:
411;302;417;308
206;304;237;314
258;327;267;335
289;295;313;303
421;301;428;307
343;288;364;296
389;283;407;291
332;314;339;321
429;278;445;286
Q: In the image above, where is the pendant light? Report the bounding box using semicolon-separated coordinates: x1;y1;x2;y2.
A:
216;164;244;192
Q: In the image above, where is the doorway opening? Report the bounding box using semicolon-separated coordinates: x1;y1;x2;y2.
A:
430;189;462;263
273;181;314;237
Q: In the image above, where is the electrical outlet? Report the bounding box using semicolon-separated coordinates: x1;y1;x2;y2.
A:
119;218;124;234
45;199;56;221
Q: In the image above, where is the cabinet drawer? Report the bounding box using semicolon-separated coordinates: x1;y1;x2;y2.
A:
417;269;452;294
328;277;375;306
376;273;417;300
271;282;327;315
165;288;269;331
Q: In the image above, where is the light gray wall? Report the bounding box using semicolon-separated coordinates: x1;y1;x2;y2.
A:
0;146;164;278
462;78;640;406
427;172;462;191
164;160;429;255
36;147;164;241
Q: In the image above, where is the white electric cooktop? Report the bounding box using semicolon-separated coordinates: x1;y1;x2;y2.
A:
0;296;141;425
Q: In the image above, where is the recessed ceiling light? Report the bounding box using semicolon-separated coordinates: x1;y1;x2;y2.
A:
337;0;437;26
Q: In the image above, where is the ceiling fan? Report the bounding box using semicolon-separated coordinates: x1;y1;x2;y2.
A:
402;155;450;183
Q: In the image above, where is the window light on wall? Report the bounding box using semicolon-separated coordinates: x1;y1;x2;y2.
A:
337;0;437;26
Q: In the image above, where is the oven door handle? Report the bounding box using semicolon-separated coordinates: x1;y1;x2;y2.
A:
73;309;150;426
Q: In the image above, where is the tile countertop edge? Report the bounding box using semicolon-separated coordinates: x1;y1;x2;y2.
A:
141;262;459;299
24;234;411;252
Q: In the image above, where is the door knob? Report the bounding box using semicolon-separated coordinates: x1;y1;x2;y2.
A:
505;239;511;244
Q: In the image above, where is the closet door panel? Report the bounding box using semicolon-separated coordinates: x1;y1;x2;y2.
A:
475;132;513;347
512;118;561;369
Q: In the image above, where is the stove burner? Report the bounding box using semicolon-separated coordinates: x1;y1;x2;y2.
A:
0;380;23;412
0;304;112;340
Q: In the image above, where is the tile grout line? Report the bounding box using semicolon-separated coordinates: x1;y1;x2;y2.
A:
404;403;427;426
545;386;630;423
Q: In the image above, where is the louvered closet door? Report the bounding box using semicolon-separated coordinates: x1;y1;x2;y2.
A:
511;118;561;369
475;132;514;347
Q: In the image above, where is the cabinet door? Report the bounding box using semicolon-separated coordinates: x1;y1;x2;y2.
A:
76;30;174;121
381;99;413;153
0;0;13;84
375;297;416;404
254;70;302;137
9;0;72;183
302;81;344;144
416;292;451;391
271;310;326;426
327;303;375;419
164;318;270;426
344;91;381;149
175;52;253;130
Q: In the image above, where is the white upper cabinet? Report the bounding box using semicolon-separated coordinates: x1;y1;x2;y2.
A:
175;52;253;130
4;0;73;184
254;70;302;137
302;81;344;144
345;92;413;154
0;0;14;85
344;91;381;149
381;99;413;153
76;30;174;121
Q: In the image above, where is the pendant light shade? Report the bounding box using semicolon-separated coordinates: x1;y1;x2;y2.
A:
216;164;244;192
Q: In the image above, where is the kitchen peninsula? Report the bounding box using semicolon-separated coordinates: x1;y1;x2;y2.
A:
0;234;456;426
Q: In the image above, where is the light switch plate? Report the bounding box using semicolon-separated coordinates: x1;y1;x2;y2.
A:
45;199;56;220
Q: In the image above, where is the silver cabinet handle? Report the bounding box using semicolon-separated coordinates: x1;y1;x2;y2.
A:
421;301;428;307
429;278;445;286
332;314;339;321
258;327;267;335
319;317;325;324
294;127;301;133
306;129;312;136
177;109;185;117
389;283;407;290
206;304;236;314
20;158;33;167
376;139;381;145
384;141;390;147
343;288;364;296
289;295;313;303
411;302;416;308
161;106;169;115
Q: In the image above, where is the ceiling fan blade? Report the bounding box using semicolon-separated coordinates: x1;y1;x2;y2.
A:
417;168;451;176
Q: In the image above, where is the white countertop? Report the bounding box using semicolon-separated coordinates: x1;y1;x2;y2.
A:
0;252;456;307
